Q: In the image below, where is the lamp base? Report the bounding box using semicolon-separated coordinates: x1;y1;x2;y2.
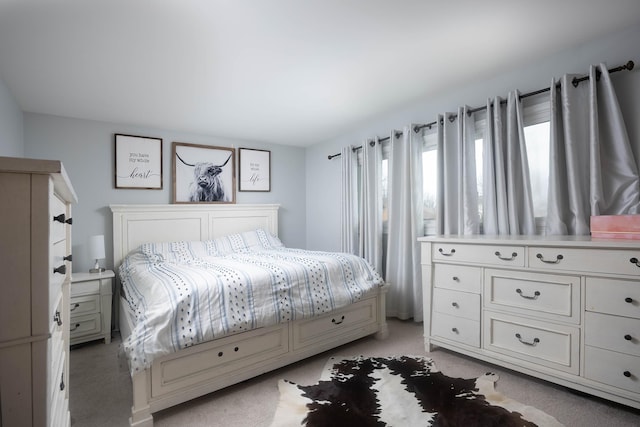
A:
90;267;106;274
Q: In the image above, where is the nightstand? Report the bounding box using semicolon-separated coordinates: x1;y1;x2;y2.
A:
70;270;115;345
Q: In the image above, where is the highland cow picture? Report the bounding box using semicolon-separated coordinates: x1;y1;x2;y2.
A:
172;142;236;204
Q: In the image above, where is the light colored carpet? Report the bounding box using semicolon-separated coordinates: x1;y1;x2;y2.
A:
70;319;640;426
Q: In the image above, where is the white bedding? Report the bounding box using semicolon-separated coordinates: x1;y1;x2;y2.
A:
118;229;384;374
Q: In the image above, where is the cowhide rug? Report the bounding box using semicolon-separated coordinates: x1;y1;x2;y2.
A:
270;355;564;427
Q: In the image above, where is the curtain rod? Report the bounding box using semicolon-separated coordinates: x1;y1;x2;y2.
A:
328;60;634;160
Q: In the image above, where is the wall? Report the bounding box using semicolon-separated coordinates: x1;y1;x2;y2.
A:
306;23;640;251
0;73;23;157
24;113;306;272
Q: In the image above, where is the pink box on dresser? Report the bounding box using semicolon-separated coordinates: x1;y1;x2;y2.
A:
590;214;640;240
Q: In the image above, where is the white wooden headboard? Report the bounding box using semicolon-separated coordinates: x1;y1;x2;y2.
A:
110;204;279;269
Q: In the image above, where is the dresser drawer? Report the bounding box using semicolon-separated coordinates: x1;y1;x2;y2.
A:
69;313;102;338
70;295;100;317
484;269;580;323
483;311;579;374
586;277;640;319
433;288;480;321
530;247;640;276
432;312;480;347
434;264;481;293
293;297;377;350
585;312;640;357
585;346;640;394
432;243;525;267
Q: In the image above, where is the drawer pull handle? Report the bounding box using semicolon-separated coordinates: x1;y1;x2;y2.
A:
53;311;62;326
625;297;634;304
624;334;633;341
65;217;73;225
64;254;73;262
515;333;539;346
60;372;65;391
536;253;563;264
516;289;541;300
623;371;632;378
438;248;456;256
630;257;640;267
53;264;66;275
70;323;80;332
53;213;66;223
451;327;459;333
332;315;345;325
451;302;459;308
495;251;518;261
70;303;80;312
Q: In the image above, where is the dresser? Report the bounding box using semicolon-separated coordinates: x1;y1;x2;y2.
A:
0;157;77;426
419;235;640;409
70;270;114;345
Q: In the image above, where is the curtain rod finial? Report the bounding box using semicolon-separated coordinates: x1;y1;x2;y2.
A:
626;60;634;71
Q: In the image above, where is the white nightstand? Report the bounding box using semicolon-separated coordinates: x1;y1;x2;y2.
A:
70;270;115;345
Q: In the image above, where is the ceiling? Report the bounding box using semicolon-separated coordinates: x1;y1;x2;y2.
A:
1;1;640;147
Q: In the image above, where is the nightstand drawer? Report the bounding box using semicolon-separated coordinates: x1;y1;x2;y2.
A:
69;313;101;338
69;295;100;316
71;279;100;296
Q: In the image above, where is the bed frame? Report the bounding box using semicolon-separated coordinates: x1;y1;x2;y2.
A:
110;204;389;427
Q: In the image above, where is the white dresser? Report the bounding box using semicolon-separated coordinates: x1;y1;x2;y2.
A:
420;235;640;409
0;157;77;426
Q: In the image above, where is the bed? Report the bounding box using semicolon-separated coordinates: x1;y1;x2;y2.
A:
111;204;389;427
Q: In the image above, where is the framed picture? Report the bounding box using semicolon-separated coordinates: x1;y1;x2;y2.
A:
173;142;236;203
239;148;271;192
114;134;163;189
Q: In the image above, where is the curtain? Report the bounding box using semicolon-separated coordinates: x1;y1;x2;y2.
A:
385;126;424;321
340;145;358;253
436;107;480;234
483;91;536;235
547;63;640;235
359;139;384;273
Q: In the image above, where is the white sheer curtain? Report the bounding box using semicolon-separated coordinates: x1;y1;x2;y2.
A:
547;64;640;235
483;91;536;235
385;126;423;321
340;145;358;253
436;107;480;234
359;139;383;272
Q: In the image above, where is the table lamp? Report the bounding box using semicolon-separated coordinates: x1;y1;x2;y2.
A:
89;234;106;273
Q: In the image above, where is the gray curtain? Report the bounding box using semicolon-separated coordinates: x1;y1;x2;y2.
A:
385;126;423;321
436;107;480;235
547;63;640;235
483;91;536;235
340;145;358;253
358;139;383;272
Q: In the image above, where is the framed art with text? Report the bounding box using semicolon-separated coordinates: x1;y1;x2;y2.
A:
172;142;236;203
239;148;271;192
114;134;163;189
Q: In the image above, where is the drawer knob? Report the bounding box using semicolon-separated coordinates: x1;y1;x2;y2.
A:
70;323;80;332
65;217;73;225
60;372;65;391
451;327;459;333
516;288;541;300
53;310;62;326
515;333;540;346
332;315;345;325
234;346;239;352
53;213;66;223
451;302;459;308
630;257;640;268
70;303;80;312
495;251;518;261
624;334;633;341
53;264;66;275
452;276;459;282
536;253;564;264
625;297;634;304
218;351;223;357
438;248;456;256
623;371;632;378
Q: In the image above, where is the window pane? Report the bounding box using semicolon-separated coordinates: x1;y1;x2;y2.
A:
524;122;550;219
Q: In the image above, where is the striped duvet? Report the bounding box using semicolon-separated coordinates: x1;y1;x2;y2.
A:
118;229;383;374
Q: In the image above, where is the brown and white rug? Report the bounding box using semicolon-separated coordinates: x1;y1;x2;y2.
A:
270;355;564;427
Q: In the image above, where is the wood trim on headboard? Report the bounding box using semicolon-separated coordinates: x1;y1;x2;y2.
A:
110;204;280;270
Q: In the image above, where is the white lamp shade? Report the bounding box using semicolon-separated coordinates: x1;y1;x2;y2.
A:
89;235;106;260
